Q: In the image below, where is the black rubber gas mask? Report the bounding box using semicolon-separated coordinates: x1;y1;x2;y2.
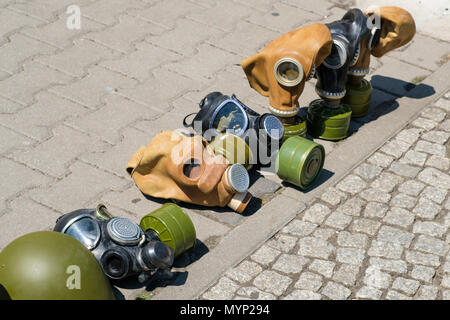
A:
54;204;174;283
315;9;372;103
183;92;285;165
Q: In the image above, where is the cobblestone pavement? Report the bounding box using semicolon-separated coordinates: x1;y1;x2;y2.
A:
0;0;449;300
202;92;450;300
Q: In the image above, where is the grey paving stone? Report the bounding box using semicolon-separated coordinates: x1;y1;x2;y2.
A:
321;282;351;300
248;176;282;197
396;128;423;144
336;174;367;194
360;188;391;203
283;290;322;300
421;130;450;145
416;285;439;300
298;237;334;259
444;290;450;300
439;119;450;132
337;197;366;217
253;270;293;296
302;203;331;224
354;163;383;181
415;140;446;156
389;162;421;178
380;139;411;158
413;197;442;219
336;248;365;265
398;180;426;196
312;228;336;241
434;97;450;111
414;235;449;257
337;231;368;248
369;257;408;274
390;193;417;209
250;245;281;266
383;207;415;227
420;107;446;122
413;221;447;237
371;172;404;193
332;264;359;286
392;277;420;295
226;261;263;284
418;167;450;190
320;187;347;206
410;265;436;283
412;117;438;131
368;240;404;260
441;275;450;289
281;220;318;237
356;286;382;300
308;259;335;278
443;261;450;273
386;290;412;300
202;277;239;300
352;218;382;236
405;250;441;267
421;186;447;204
236;287;276;300
266;234;298;253
363;266;392;289
400;150;428;166
324;211;353;230
367;152;395;168
272;254;309;274
364;202;389;219
425;155;450;171
377;226;414;247
295;272;323;291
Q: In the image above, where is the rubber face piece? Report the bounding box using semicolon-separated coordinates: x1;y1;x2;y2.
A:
306;99;352;140
342;78;373;117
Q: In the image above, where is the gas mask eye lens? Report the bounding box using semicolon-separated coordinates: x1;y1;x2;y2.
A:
183;159;201;179
65;216;100;250
274;58;304;87
211;101;248;136
367;27;381;50
323;38;347;69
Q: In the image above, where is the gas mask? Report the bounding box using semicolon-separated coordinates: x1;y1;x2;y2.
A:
241;23;333;121
183;92;285;167
308;9;370;140
344;6;416;117
126;131;252;213
54;204;175;283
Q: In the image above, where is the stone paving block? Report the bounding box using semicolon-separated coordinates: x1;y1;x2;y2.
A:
405;250;441;267
0;61;73;105
50;65;137;109
253;270;292;296
377;225;414;247
321;282;351;300
146;18;223;57
226;261;263;284
412;117;438;131
298;237;334;259
336;197;366;217
22;15;105;49
410;265;436;283
356;286;382;300
0;95;23;114
336;174;367;194
371;172;404;193
368;240;404;260
312;228;336;241
421;186;447;204
425;155;450;171
364;202;388;219
400;150;428;167
302;203;331;224
415;140;446;156
208;19;281;59
383;207;415;227
273;254;309;274
352;218;381;236
413;221;447;238
0;33;57;74
337;231;368;248
416;285;439;300
389;162;421;178
413;197;442;220
0;158;53;212
0;125;33;155
0;197;61;250
363;266;392;289
434;97;450;112
235;287;276;300
266;234;298;253
353;163;383;181
420;107;447;123
9;0;94;21
336;248;365;266
281;219;318;237
82;0;148;26
397;180;426;197
370;257;408;274
29;161;127;213
0;8;42;41
308;259;335;278
332;264;360;286
295;272;323;291
421;130;450;145
245;2;320;34
85;14;165;53
380;139;411;158
390;193;417;209
38;39;120;78
283;290;322;300
202;277;239;300
11;125;108;178
396;128;423;145
250;244;281;266
414;235;449;257
320;187;347;206
386;290;411;300
367;152;395;168
282;0;333;15
360;188;391;203
439;119;450;132
325;210;353;230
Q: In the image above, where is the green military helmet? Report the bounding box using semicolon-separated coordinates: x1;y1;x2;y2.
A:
0;231;115;300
